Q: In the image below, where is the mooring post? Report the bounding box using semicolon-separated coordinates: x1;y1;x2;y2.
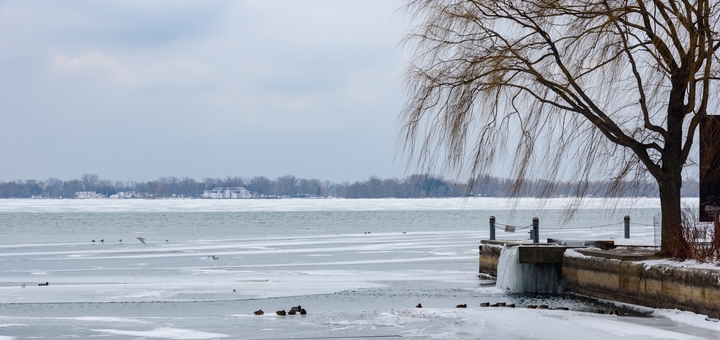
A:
490;216;496;240
624;215;630;239
532;217;539;244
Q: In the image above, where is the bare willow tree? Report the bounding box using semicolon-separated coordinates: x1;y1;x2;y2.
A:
401;0;720;257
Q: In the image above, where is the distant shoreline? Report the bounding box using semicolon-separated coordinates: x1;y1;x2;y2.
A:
0;174;700;200
0;197;699;213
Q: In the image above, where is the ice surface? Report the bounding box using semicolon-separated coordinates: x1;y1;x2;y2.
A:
496;245;521;292
575;318;702;339
92;327;230;339
657;309;720;332
2;308;715;340
0;198;716;339
496;246;562;293
0;231;481;304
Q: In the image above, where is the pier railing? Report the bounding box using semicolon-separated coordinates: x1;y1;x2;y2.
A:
489;216;645;243
489;215;719;259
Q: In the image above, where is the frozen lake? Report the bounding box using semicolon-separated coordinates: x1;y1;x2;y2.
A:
0;198;718;339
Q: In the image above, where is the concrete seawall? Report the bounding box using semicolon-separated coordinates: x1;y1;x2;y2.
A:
480;243;720;318
564;253;720;318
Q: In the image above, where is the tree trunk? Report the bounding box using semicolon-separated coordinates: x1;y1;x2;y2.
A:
658;172;689;258
657;83;691;258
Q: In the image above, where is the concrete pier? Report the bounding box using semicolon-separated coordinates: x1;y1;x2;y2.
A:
479;240;720;318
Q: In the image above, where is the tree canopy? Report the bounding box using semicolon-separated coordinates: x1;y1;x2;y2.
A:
401;0;720;257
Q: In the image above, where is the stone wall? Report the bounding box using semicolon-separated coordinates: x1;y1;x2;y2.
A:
563;254;720;318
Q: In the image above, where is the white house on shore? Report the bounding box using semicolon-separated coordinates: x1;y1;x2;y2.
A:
202;187;252;199
74;191;107;199
109;192;139;199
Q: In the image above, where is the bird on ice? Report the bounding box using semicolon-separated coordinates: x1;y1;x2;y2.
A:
135;237;147;245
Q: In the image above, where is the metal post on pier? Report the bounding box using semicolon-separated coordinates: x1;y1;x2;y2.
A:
624;215;630;239
532;217;539;244
490;216;496;241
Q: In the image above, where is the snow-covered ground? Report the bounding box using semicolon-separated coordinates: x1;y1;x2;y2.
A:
0;198;716;339
0;196;696;213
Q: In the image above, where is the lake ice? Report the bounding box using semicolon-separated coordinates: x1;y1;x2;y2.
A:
0;198;717;339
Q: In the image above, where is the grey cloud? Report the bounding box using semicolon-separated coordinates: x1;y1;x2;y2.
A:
0;0;408;182
1;1;228;48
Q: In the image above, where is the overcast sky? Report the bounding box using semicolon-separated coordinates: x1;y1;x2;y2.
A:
0;0;415;183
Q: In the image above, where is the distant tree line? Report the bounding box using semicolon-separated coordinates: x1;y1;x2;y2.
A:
0;173;699;199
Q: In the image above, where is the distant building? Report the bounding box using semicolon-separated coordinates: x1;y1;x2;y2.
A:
202;187;252;199
75;191;106;199
109;192;138;199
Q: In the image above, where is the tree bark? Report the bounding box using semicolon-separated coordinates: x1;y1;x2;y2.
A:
658;171;688;258
656;83;691;258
